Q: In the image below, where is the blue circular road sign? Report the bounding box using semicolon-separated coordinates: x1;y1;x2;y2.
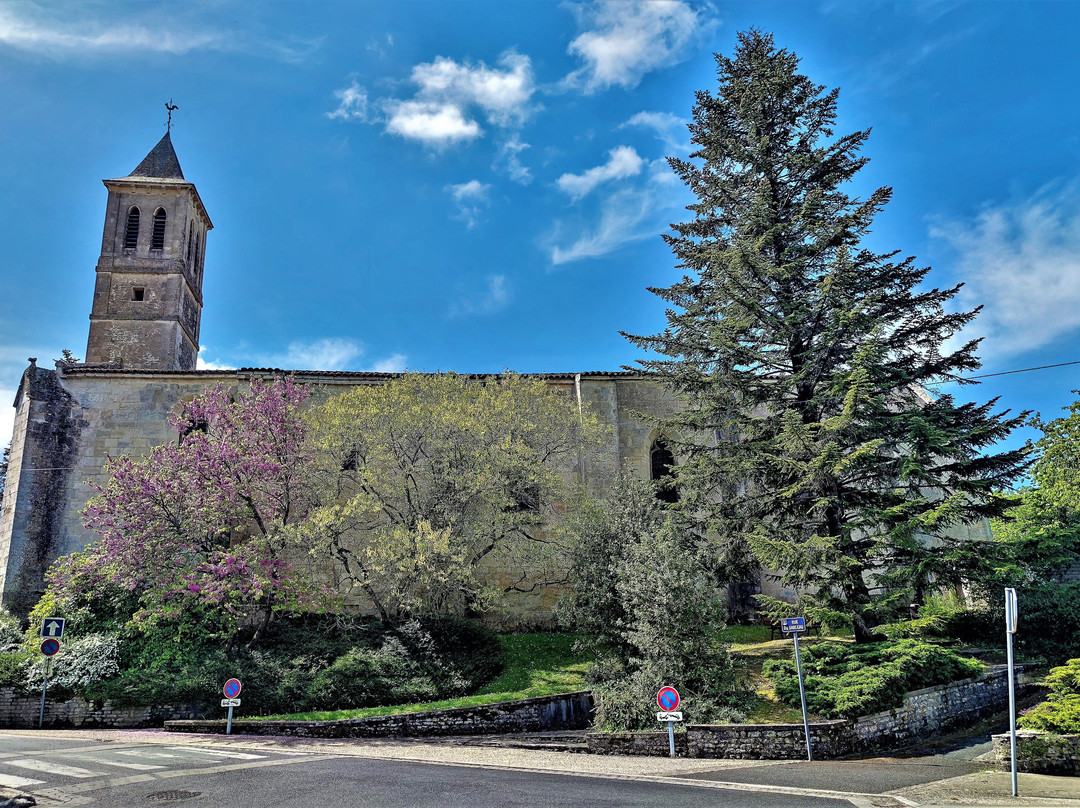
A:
40;638;61;656
223;678;242;698
657;686;680;711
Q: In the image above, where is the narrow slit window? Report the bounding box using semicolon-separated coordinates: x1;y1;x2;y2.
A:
124;207;140;250
650;438;679;504
151;208;166;251
187;221;194;262
132;287;144;301
193;230;200;270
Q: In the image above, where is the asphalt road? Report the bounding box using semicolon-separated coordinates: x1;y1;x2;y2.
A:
0;735;856;808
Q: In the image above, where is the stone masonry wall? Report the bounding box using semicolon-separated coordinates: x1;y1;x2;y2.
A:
993;730;1080;777
589;667;1018;759
0;686;203;729
165;691;593;738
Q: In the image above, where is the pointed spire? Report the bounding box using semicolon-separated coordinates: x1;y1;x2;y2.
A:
126;132;185;180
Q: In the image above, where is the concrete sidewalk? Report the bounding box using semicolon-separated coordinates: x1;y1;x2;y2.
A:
2;727;1077;807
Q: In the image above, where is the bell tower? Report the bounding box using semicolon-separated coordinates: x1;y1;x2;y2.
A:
85;131;213;370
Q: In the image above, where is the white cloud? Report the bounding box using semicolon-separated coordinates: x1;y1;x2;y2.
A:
0;4;319;62
497;135;533;185
557;146;644;201
0;387;14;449
327;81;370;122
385;100;481;145
563;0;711;93
445;180;492;228
380;50;535;147
621;110;689;152
449;275;511;317
550;162;687;265
371;353;407;373
266;338;364;370
931;183;1080;357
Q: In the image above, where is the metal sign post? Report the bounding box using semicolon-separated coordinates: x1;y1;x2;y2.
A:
782;617;813;762
656;686;681;757
38;638;61;729
222;678;242;735
1005;588;1019;797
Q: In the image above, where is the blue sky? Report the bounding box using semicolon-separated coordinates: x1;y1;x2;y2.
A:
1;1;1079;457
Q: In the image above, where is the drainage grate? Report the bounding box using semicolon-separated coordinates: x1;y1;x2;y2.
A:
145;791;202;802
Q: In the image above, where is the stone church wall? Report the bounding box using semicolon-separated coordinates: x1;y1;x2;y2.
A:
0;365;680;624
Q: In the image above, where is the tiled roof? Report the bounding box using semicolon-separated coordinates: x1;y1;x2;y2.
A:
124;132;185;180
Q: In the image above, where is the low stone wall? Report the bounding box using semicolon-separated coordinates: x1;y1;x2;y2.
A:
166;691;593;738
686;720;850;759
993;730;1080;776
590;666;1019;759
0;686;203;728
586;730;687;757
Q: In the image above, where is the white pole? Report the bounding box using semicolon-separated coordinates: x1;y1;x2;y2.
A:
667;719;675;757
1006;588;1018;797
227;704;234;735
793;632;812;761
38;676;48;729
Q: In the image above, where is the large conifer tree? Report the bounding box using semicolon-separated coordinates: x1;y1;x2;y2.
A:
625;31;1030;642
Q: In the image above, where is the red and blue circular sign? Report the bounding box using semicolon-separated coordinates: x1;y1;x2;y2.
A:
223;678;242;699
657;686;680;711
40;638;61;657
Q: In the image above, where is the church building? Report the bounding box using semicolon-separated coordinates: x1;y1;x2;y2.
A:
0;133;690;617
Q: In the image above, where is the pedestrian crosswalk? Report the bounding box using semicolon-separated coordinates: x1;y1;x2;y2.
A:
0;743;272;794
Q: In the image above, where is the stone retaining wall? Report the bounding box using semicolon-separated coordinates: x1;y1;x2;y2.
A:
585;730;687;757
589;666;1018;759
166;691;593;738
0;686;203;728
993;730;1080;776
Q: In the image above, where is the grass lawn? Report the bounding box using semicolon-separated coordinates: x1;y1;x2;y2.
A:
251;632;591;722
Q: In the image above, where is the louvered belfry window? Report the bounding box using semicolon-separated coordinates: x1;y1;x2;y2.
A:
151;208;167;251
124;207;140;249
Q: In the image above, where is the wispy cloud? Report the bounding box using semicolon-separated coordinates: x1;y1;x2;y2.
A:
621;110;689;153
931;182;1080;357
557;146;644;201
445;180;492;228
0;3;319;62
562;0;713;93
376;50;535;148
370;353;407;373
327;81;370;122
496;135;533;185
449;275;511;317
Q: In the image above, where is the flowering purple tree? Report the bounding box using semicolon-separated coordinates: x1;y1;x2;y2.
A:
57;377;335;646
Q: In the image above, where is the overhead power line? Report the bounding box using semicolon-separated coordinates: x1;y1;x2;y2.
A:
926;359;1080;385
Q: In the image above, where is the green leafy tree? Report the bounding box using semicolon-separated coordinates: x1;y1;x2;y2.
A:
624;31;1029;642
305;372;602;621
561;475;740;729
992;396;1080;579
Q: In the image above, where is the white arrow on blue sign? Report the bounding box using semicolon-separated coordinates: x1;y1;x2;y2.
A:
41;617;65;639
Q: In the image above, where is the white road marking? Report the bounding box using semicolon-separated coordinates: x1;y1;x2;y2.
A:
59;753;165;770
6;759;102;778
167;746;265;760
0;772;46;788
114;749;184;759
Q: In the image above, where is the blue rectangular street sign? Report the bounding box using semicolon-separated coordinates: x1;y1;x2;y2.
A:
40;617;65;639
781;617;806;633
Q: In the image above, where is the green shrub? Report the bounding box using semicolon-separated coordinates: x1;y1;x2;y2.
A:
763;640;983;718
1019;694;1080;735
0;608;22;652
1019;658;1080;735
0;650;30;688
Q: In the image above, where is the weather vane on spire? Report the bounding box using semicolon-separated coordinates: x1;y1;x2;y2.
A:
165;99;179;132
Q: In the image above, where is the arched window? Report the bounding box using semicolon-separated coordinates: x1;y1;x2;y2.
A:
650;438;678;503
123;207;140;250
187;221;194;262
151;208;167;251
